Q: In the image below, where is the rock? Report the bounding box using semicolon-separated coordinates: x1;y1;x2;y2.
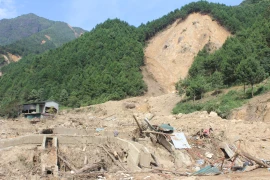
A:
194;166;200;171
205;152;214;159
175;151;192;168
209;111;218;117
139;151;152;168
124;103;136;109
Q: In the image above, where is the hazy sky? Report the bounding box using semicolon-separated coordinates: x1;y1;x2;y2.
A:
0;0;243;30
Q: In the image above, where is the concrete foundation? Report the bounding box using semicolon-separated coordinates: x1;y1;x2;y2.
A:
0;134;152;172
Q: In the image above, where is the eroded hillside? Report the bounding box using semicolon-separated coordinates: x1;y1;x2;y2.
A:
229;91;270;122
144;13;231;93
0;53;21;75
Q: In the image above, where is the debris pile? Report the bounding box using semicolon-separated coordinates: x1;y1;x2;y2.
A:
0;110;270;179
132;115;270;177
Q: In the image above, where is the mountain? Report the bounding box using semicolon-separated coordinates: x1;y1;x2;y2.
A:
175;0;270;98
0;13;53;45
0;13;85;46
240;0;266;5
0;13;86;66
0;0;270;118
0;19;146;117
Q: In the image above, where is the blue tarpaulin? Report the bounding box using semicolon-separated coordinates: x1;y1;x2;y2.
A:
190;165;221;176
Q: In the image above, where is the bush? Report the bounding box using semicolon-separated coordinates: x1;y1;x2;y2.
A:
173;90;248;118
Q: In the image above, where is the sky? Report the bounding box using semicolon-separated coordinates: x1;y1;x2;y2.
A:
0;0;243;30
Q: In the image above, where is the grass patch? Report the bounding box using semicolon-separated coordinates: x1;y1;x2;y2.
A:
172;81;270;118
173;90;247;118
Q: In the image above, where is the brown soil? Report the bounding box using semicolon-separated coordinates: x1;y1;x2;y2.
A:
144;13;230;93
229;90;270;122
7;53;22;62
1;13;269;180
67;24;79;38
41;40;46;45
45;35;51;40
0;53;21;64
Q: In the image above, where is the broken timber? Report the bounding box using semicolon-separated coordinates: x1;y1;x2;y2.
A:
58;154;104;174
133;115;143;134
98;145;127;171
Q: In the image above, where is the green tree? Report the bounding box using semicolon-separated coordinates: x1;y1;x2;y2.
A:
67;91;80;108
38;88;45;101
211;71;224;92
236;57;267;97
28;89;39;102
60;89;69;105
186;75;208;102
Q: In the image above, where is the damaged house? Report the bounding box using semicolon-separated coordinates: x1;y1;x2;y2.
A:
22;101;59;119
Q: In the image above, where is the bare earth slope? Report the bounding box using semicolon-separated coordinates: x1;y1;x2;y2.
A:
144;13;230;93
229;91;270;122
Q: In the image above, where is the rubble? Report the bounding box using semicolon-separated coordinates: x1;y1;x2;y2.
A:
1;96;270;179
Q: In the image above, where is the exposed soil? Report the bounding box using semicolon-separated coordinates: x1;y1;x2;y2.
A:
0;13;269;180
7;53;22;62
0;53;22;65
229;91;270;122
40;40;46;45
144;13;230;93
45;35;51;40
67;24;79;38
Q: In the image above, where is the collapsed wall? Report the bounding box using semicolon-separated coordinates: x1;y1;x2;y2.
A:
0;133;151;172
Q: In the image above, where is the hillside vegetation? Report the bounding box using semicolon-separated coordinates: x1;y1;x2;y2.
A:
0;13;53;45
172;0;270;115
0;19;146;117
0;0;270;117
0;13;86;61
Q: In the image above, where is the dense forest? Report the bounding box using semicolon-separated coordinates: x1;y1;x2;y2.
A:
0;13;86;59
0;13;54;46
0;19;146;117
0;0;270;117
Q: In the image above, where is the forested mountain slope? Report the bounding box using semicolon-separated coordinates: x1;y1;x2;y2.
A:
0;13;53;45
0;0;270;117
161;0;270;101
0;13;85;46
0;19;146;117
0;13;86;66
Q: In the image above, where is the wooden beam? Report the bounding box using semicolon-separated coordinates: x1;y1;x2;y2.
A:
133;115;143;133
239;151;270;168
98;145;127;171
143;131;173;136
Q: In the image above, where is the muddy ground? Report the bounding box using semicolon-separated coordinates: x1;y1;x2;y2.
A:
1;13;269;179
1;93;270;179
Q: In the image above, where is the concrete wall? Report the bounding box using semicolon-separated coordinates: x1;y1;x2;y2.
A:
0;135;109;149
0;135;44;148
0;134;148;171
53;127;116;137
